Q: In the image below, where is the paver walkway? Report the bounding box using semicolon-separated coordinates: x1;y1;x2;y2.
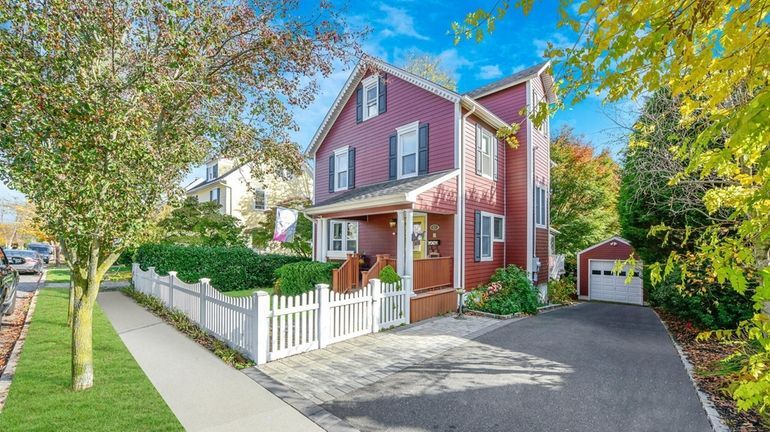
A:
98;291;322;432
257;315;507;405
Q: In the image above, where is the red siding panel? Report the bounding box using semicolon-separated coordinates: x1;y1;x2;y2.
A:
425;214;454;259
358;213;397;258
463;113;506;289
535;227;549;283
414;177;457;214
315;74;455;204
578;241;637;297
477;84;530;271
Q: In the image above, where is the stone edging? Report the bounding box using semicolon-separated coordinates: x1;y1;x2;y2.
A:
0;289;40;413
654;309;729;432
465;302;572;320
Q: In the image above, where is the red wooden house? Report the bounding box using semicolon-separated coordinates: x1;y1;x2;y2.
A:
305;56;556;302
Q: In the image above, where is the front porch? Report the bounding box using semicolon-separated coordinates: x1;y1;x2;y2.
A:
317;209;457;295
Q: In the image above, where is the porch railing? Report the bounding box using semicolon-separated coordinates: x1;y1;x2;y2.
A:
361;254;397;287
331;253;359;294
413;257;453;291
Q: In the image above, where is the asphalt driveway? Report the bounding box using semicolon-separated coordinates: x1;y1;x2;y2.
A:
323;303;712;432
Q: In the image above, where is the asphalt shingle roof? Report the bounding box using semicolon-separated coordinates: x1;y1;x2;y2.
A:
464;62;548;98
309;170;456;209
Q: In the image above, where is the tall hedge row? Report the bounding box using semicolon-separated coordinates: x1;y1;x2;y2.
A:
135;244;308;292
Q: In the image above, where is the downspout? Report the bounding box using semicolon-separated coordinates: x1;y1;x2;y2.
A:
459;104;476;290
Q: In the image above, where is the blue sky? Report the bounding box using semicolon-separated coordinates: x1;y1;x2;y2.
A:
0;0;633;208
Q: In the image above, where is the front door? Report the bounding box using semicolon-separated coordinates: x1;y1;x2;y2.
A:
412;214;427;260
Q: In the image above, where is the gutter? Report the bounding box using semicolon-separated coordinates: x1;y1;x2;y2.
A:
458;104;476;290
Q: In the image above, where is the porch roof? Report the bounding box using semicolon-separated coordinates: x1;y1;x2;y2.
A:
306;170;459;216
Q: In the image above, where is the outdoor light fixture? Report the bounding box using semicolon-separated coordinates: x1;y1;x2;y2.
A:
610;240;618;247
388;218;397;228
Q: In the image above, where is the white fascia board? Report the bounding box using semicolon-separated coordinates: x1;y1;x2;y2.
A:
405;170;460;201
304;194;410;216
460;96;508;129
576;236;633;257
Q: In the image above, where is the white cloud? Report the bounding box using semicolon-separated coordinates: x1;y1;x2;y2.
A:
477;65;503;80
533;32;573;55
377;5;429;41
436;48;472;76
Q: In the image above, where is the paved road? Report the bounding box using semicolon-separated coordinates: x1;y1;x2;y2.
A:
15;272;43;293
324;303;712;432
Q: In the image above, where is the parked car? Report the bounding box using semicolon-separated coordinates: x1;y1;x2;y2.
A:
5;249;43;275
0;247;19;327
27;242;54;264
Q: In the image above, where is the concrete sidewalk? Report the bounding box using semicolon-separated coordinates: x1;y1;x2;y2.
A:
98;291;322;432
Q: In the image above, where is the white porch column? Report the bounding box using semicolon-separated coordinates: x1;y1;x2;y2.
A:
318;218;327;263
404;210;414;278
396;211;405;274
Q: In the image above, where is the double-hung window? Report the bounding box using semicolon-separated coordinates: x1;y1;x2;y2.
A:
253;189;267;210
334;147;349;191
397;121;419;179
478;212;504;261
206;163;218;180
535;186;547;226
363;75;379;121
209;187;220;205
329;220;358;254
477;127;495;179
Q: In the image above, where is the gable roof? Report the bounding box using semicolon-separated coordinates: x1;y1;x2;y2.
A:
464;61;557;103
305;170;458;215
305;56;509;157
576;236;634;256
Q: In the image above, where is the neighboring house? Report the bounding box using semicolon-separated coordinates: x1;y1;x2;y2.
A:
305;56;556;295
186;157;313;244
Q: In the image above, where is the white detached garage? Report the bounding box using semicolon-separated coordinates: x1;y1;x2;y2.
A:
577;237;644;305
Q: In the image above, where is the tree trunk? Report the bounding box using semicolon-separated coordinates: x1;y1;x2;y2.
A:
71;286;95;391
67;280;75;327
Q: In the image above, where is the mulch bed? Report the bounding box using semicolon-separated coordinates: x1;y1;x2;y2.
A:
657;310;768;431
0;293;33;375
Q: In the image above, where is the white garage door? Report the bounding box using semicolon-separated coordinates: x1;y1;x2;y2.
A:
589;260;643;305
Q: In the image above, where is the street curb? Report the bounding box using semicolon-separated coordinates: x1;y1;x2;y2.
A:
654;310;729;432
0;289;40;413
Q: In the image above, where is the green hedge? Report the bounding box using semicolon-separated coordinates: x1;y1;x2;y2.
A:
274;261;339;296
135;244;308;292
465;265;540;315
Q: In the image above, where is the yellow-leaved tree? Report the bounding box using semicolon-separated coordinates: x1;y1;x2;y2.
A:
453;0;770;414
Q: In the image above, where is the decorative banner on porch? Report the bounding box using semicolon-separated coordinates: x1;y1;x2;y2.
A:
273;207;298;243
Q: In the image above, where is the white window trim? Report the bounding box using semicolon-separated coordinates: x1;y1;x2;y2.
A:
333;146;349;192
206;163;218;181
478;127;495;180
210;187;220;205
535;186;547;228
396;121;420;179
479;211;503;262
327;219;358;260
362;75;379;121
493;215;505;241
253;189;268;211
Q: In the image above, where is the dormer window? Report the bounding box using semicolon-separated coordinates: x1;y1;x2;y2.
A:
363;75;379;121
207;164;218;180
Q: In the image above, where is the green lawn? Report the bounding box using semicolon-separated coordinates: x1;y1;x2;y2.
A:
0;289;182;431
45;265;132;283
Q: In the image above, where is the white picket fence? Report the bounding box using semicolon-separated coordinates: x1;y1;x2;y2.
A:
131;263;412;364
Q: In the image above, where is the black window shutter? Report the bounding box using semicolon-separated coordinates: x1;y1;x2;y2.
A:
475;124;482;175
493;138;499;180
213;164;218;178
474;211;481;262
378;74;387;114
348;148;356;189
328;155;335;193
418;123;429;175
355;85;363;123
388;134;397;180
